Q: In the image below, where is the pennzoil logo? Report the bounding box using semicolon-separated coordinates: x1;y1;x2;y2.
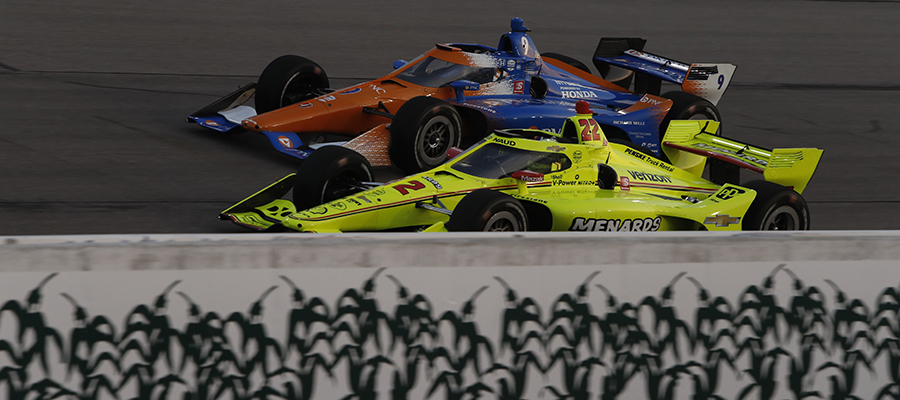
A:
704;214;741;227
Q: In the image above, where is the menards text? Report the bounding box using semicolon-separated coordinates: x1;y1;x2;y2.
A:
569;217;662;232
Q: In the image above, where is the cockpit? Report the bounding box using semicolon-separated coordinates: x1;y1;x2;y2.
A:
393;56;507;88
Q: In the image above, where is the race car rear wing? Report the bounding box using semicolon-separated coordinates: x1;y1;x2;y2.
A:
592;38;736;105
661;120;823;194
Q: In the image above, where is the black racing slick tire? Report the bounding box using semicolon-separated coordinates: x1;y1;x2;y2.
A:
741;180;810;231
389;96;462;175
293;146;373;211
659;91;721;141
446;189;528;232
542;52;592;74
255;55;329;114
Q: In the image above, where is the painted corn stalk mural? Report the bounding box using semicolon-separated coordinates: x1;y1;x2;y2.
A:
0;263;898;399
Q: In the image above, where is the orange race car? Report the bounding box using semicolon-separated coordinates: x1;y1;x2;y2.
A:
189;18;735;174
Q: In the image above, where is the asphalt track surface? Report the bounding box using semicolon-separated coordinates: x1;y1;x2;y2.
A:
2;0;899;235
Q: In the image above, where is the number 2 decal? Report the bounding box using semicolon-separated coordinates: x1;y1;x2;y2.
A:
393;180;426;195
578;118;602;142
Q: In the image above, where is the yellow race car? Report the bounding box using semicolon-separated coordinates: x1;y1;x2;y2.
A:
221;102;822;232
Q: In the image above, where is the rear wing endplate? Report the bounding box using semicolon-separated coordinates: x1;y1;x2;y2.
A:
661;120;823;193
592;38;736;105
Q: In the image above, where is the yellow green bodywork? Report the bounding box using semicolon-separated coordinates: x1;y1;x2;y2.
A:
221;119;822;233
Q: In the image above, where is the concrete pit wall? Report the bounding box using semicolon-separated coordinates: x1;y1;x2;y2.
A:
1;231;899;400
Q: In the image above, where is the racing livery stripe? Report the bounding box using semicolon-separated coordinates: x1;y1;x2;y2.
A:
298;182;553;221
623;181;718;193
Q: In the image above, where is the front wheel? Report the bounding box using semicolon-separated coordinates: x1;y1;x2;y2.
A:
255;55;329;113
741;180;810;231
293;146;373;211
446;190;528;232
389;96;462;175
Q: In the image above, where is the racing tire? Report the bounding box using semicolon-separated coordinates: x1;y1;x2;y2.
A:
256;55;329;114
389;96;462;175
741;180;810;231
293;146;373;211
659;91;721;140
446;189;528;232
542;52;592;74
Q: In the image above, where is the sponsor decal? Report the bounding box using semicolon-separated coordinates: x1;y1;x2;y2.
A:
278;136;293;148
307;206;327;215
552;174;597;186
639;96;664;106
482;100;503;107
357;195;372;204
562;91;598;99
493;137;516;146
546;145;565;153
298;102;313;108
371;188;387;196
332;202;347;211
423;176;443;190
704;214;741;227
347;198;362;206
569;216;661;232
627;170;673;183
549;174;563;180
369;84;386;94
613;120;646;126
317;95;336;103
623;148;675;172
513;80;525;94
573;150;582;163
205;120;220;127
620;176;630;191
715;186;747;201
693;143;769;166
511;194;547;204
339;88;362;95
506;59;516;69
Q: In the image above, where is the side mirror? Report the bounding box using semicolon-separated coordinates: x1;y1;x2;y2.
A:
393;59;408;69
449;80;480;102
447;147;464;160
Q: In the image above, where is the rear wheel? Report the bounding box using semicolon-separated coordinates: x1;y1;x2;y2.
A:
542;52;592;74
741;180;810;230
293;146;372;210
659;91;720;141
446;189;528;232
256;55;329;113
389;96;462;174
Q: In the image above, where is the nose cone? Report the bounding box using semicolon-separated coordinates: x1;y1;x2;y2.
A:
241;118;260;131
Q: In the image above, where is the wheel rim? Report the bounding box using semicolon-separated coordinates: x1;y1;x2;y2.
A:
417;115;456;165
281;72;322;107
762;205;800;230
321;171;367;203
484;211;522;232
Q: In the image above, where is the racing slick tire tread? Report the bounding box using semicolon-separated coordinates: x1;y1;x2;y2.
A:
293;146;373;211
446;189;528;232
542;52;592;74
256;55;329;114
389;96;462;175
741;180;810;231
659;91;721;139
